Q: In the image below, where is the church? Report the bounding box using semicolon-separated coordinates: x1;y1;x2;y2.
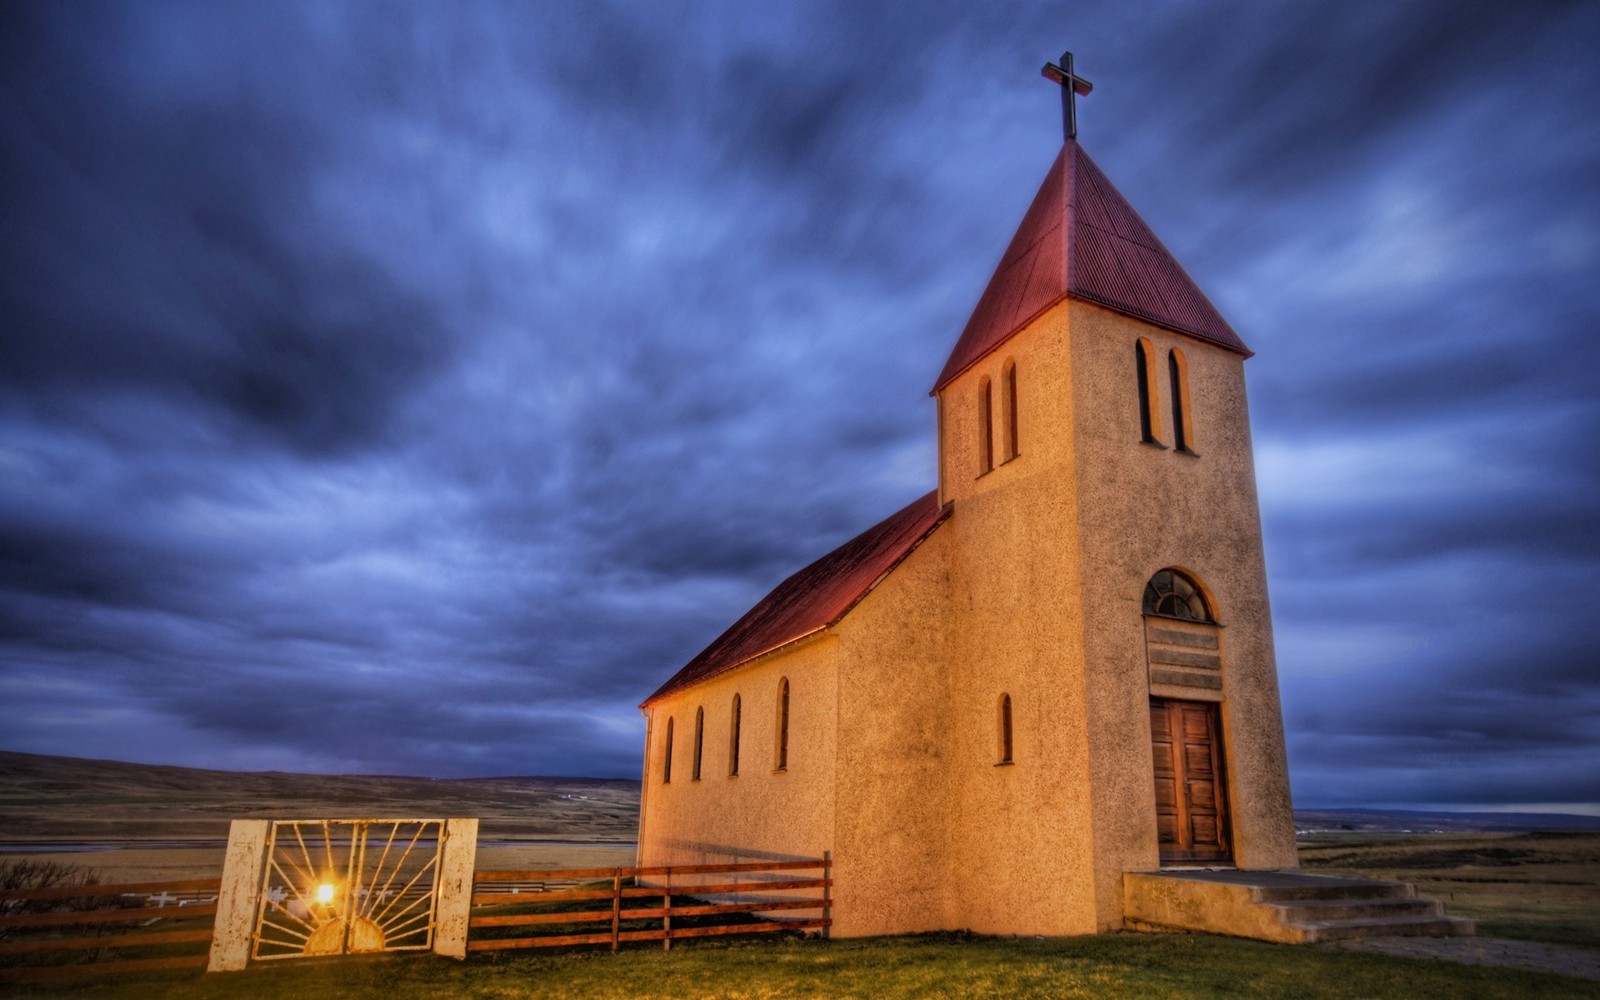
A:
636;55;1300;937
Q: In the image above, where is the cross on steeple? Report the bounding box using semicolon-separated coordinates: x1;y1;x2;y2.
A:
1041;51;1093;141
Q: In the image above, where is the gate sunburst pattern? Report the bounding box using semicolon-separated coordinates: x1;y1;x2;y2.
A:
252;819;444;960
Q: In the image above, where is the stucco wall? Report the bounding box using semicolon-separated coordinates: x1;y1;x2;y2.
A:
637;638;839;882
934;303;1101;936
830;522;955;936
1066;300;1298;927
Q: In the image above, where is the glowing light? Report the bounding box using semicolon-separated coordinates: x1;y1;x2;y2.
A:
315;882;336;905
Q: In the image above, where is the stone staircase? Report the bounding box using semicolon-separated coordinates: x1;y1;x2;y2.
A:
1123;869;1475;944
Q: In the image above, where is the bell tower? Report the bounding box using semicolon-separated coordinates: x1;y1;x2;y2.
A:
930;55;1296;922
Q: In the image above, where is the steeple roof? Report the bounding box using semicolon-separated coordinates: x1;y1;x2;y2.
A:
932;140;1249;393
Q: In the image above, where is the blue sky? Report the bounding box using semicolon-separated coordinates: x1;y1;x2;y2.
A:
2;0;1596;812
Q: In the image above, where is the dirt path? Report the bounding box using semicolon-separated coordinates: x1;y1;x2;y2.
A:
1331;936;1600;982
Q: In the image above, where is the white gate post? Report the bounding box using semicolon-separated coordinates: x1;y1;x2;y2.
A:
432;817;479;959
208;819;269;972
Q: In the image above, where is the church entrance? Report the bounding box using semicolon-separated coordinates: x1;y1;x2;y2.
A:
1150;698;1231;865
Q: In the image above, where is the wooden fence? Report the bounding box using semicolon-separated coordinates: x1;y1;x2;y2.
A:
0;878;221;982
0;852;833;978
467;856;831;953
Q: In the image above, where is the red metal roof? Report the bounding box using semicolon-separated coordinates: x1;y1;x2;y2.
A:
642;491;950;706
932;141;1249;393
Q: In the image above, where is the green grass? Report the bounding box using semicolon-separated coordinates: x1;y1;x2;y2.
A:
5;932;1595;1000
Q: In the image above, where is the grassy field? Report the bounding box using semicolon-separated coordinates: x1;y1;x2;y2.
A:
5;932;1597;1000
0;751;639;844
5;753;1596;996
1300;831;1600;948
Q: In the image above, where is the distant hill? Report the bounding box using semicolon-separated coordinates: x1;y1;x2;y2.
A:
6;750;1594;845
1295;807;1600;834
0;750;639;843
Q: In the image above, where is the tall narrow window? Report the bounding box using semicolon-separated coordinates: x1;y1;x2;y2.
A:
1136;338;1162;445
1168;348;1195;454
998;693;1014;764
978;377;994;474
692;707;704;780
776;678;790;771
663;717;674;783
1002;361;1020;462
729;694;742;776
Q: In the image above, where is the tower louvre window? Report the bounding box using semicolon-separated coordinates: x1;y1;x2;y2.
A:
1169;348;1195;455
1136;338;1162;445
978;377;995;475
1002;361;1020;462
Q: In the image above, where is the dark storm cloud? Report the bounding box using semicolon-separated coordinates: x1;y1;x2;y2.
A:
0;7;458;458
1;0;1596;811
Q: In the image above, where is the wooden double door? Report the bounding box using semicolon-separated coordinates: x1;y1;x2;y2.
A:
1150;698;1231;864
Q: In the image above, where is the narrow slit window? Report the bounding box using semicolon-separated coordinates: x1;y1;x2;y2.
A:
1136;339;1161;445
776;678;790;771
1169;348;1195;454
729;694;742;776
663;717;674;784
1003;361;1019;462
978;377;994;474
998;693;1014;764
692;707;704;780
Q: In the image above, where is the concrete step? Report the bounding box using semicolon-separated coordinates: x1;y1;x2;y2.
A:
1292;912;1477;944
1123;870;1476;945
1268;897;1442;925
1252;878;1415;903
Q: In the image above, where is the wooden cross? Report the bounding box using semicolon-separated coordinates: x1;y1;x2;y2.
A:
1041;51;1093;140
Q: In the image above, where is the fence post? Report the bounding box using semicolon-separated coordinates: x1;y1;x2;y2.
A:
822;851;832;940
662;868;672;952
433;818;479;960
207;819;268;972
611;870;622;953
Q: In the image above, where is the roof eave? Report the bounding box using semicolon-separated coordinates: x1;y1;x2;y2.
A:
638;501;952;708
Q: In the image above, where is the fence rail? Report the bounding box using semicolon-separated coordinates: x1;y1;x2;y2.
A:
0;877;221;982
468;855;831;954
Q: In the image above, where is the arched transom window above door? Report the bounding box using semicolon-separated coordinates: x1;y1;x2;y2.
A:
1143;569;1212;622
1142;569;1223;700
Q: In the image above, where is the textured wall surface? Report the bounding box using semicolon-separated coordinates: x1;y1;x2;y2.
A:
636;637;840;881
935;303;1100;935
1068;299;1298;927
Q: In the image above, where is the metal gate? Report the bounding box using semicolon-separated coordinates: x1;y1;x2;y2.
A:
251;819;445;960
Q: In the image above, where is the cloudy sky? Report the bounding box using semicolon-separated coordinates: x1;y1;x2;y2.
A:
3;1;1596;813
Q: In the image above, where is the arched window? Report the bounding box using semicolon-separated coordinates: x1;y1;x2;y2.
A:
663;717;674;783
978;377;994;474
1143;569;1213;622
692;707;704;780
998;693;1014;764
1169;348;1194;454
729;694;742;777
1002;361;1020;462
1135;338;1162;445
775;678;790;771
